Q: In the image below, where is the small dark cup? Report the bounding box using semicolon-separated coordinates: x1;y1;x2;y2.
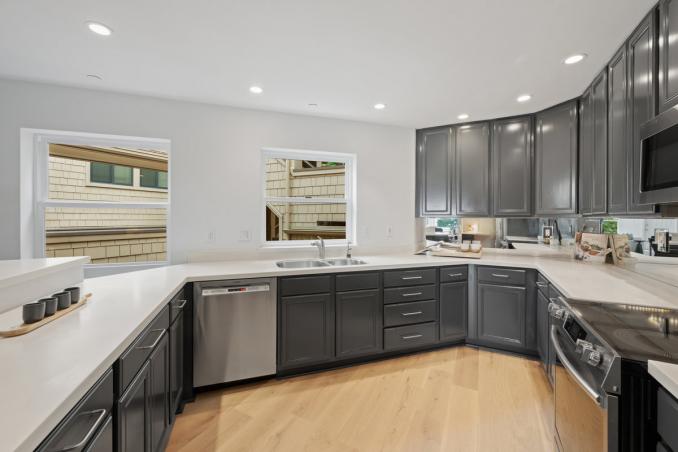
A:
23;301;46;324
53;292;72;310
39;297;58;316
64;287;81;304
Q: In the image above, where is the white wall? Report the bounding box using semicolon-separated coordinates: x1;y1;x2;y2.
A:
0;79;416;263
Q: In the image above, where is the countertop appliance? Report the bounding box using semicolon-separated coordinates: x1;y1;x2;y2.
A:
639;106;678;204
193;278;276;387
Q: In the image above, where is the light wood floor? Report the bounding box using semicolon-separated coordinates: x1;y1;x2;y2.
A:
167;346;554;452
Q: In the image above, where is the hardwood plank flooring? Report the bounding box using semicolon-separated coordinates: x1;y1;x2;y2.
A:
167;346;554;452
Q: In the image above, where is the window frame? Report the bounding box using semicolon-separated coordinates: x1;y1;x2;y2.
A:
29;129;171;273
261;147;356;248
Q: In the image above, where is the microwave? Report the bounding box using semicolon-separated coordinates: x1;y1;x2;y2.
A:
639;106;678;204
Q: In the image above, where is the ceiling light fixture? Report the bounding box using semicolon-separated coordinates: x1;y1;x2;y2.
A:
563;53;587;65
516;94;532;103
86;21;112;36
249;86;263;94
374;103;386;110
457;113;469;120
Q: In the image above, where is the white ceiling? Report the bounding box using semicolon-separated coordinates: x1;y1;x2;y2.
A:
0;0;657;128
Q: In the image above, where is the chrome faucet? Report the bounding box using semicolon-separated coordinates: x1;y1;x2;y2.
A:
312;236;325;259
346;240;352;258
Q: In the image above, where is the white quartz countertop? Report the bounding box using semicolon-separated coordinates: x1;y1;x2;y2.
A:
649;361;678;399
0;257;89;290
4;251;678;451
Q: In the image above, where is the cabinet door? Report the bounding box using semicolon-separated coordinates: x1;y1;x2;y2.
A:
536;290;549;371
169;313;184;422
535;101;578;215
83;415;113;452
660;0;678;111
579;89;593;215
477;283;526;349
440;281;467;342
591;70;608;215
149;332;169;452
119;362;151;452
608;46;628;214
416;127;454;216
279;293;335;369
492;117;533;216
336;289;382;358
628;12;658;214
455;122;490;216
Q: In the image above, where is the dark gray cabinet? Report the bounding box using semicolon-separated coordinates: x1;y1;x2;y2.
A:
660;0;678;112
169;310;184;422
536;290;549;371
592;70;608;215
119;362;151;452
455;122;490;216
84;416;113;452
535;101;578;215
416;127;454;216
279;293;335;369
477;283;527;349
491;117;533;216
439;281;467;342
579;89;593;215
608;45;628;214
628;12;658;214
336;289;382;358
148;333;170;452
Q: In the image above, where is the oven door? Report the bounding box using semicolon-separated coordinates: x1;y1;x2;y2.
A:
551;326;618;452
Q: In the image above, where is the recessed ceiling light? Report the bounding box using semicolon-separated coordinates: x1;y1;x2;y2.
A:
516;94;532;103
86;22;112;36
374;103;386;110
249;86;263;94
86;74;102;80
458;113;469;120
563;53;587;65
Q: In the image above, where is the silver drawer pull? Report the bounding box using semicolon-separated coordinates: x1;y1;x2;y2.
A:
402;292;423;297
174;299;188;309
536;282;547;288
401;276;423;280
491;273;509;278
401;311;423;316
448;273;463;277
402;334;423;340
53;409;107;452
136;329;165;350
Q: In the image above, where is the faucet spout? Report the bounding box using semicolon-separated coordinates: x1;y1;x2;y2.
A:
312;236;325;259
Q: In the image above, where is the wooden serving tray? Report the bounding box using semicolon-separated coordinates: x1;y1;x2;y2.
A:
0;293;92;338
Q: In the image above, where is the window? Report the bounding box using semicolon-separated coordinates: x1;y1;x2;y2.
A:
32;135;170;268
263;148;355;245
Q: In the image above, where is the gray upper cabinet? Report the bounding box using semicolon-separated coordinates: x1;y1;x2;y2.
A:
579;89;593;215
628;11;658;214
416;127;454;216
455;122;490;216
608;45;628;214
491;117;533;216
660;0;678;112
591;70;608;215
535;101;578;215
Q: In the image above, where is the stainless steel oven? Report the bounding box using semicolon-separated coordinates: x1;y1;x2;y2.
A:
639;106;678;204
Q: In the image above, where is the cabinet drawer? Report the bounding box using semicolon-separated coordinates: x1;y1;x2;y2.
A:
336;272;379;292
383;268;436;287
440;266;468;283
658;387;678;451
170;287;188;324
119;305;170;393
384;322;437;350
536;274;549;296
384;285;436;304
280;275;331;296
384;300;437;327
38;369;114;452
478;267;526;285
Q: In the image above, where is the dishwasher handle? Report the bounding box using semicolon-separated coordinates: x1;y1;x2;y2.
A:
201;284;270;297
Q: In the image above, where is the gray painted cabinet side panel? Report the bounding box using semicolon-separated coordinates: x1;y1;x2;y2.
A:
456;123;490;216
608;46;629;214
659;0;678;112
491;117;533;216
591;70;609;215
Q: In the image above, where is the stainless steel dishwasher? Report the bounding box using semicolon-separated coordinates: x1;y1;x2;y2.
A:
193;278;276;387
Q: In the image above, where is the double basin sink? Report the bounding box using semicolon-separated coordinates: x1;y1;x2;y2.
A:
276;258;367;268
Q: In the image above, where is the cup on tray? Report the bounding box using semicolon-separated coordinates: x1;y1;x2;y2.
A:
52;292;72;310
22;300;46;324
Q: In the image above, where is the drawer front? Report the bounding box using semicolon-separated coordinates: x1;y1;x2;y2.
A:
478;267;526;286
536;274;549;296
280;275;331;296
384;285;436;305
658;387;678;451
384;322;437;350
336;272;380;292
384;300;437;327
38;369;114;452
383;268;436;288
440;266;468;283
170;287;188;324
119;305;170;392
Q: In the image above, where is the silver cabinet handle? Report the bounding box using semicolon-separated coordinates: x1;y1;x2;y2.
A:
448;273;463;277
401;311;423;316
536;282;548;288
402;292;423;297
491;273;509;278
401;276;423;280
402;334;423;340
174;299;187;309
53;409;107;452
136;329;165;350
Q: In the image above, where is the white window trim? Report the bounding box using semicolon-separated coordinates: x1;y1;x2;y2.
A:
85;163;168;193
21;128;171;274
261;147;357;248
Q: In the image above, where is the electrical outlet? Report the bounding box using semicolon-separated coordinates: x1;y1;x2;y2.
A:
239;230;251;242
386;226;393;238
207;231;216;243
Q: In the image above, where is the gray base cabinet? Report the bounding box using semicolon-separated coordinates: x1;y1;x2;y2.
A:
336;289;382;358
477;283;527;349
439;281;467;342
536;290;549;371
119;362;151;452
169;311;184;422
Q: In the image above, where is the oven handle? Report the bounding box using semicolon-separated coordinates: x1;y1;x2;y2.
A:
550;325;602;406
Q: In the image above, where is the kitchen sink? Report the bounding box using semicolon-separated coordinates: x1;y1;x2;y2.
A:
324;258;367;266
276;259;331;268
